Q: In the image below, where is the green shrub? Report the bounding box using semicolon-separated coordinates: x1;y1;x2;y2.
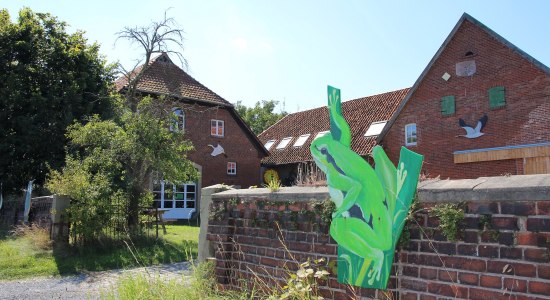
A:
430;203;465;241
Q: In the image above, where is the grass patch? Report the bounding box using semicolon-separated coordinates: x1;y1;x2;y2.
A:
0;224;199;280
0;227;58;279
102;261;243;300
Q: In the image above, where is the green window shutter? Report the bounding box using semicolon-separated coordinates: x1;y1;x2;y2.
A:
441;95;455;116
489;86;506;108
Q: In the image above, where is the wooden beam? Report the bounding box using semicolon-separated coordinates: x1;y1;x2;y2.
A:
454;144;550;164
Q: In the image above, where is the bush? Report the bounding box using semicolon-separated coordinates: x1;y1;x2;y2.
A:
430;203;465;241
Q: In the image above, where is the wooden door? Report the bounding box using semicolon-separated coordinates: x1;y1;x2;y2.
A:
524;156;550;174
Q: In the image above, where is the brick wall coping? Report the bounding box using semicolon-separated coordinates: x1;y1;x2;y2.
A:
212;174;550;203
418;174;550;202
211;186;330;202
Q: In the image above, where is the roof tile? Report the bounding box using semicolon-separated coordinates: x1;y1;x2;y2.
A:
259;88;409;165
115;53;231;106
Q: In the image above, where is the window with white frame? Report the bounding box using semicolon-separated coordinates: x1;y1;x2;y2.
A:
152;179;196;209
276;137;293;149
364;121;387;137
293;134;311;147
405;123;417;146
227;162;237;175
211;119;224;137
170;108;185;131
264;140;276;150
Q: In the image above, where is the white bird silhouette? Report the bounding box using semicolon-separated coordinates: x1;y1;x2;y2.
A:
208;144;225;156
458;115;488;138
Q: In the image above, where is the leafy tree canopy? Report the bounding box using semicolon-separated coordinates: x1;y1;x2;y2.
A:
0;8;115;193
47;95;198;237
235;100;287;135
47;12;198;232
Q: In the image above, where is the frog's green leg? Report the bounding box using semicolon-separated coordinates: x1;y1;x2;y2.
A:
327;86;351;148
330;217;385;284
326;171;362;218
330;216;388;252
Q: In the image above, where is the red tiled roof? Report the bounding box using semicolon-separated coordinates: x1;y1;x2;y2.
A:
258;88;410;165
115;53;231;106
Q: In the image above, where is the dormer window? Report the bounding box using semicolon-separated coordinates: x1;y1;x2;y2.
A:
276;137;292;149
170;108;185;131
364;121;387;137
293;134;311;147
264;140;276;151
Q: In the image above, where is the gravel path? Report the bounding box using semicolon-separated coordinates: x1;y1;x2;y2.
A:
0;262;192;300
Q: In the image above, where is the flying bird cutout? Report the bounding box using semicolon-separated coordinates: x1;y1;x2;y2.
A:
458;115;488;138
208;144;225;156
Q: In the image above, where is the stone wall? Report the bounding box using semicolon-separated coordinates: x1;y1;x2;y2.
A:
202;174;550;299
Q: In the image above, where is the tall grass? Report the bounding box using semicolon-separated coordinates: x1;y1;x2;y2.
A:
102;261;244;300
0;224;199;280
0;225;57;279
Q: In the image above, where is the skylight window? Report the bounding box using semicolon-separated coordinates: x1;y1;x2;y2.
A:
276;137;293;149
314;131;329;140
264;140;276;150
364;121;388;137
293;134;311;147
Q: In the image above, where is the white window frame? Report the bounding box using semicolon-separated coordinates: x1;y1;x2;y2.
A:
405;123;417;146
170;108;185;132
153;180;197;210
364;121;387;137
227;162;237;175
293;134;311;147
264;140;276;151
211;119;224;137
276;137;293;149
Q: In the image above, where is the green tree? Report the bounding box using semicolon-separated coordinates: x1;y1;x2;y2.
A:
235;100;287;135
0;8;114;193
48;13;198;234
47;96;198;240
115;13;195;227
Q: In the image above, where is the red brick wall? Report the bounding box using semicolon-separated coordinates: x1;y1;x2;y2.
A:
207;194;550;299
381;19;550;179
180;104;264;188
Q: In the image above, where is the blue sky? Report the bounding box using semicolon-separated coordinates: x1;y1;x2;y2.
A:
3;1;550;113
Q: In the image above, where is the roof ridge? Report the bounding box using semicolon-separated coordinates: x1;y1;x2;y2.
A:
259;113;290;136
115;52;231;106
344;87;410;103
273;87;411;119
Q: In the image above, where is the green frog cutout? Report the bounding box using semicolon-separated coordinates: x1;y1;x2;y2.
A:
310;86;423;289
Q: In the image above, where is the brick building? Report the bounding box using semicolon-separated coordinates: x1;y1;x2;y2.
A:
379;13;550;178
116;53;267;219
258;89;408;185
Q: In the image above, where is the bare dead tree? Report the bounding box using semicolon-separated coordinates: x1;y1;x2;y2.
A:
115;10;187;112
113;11;190;228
